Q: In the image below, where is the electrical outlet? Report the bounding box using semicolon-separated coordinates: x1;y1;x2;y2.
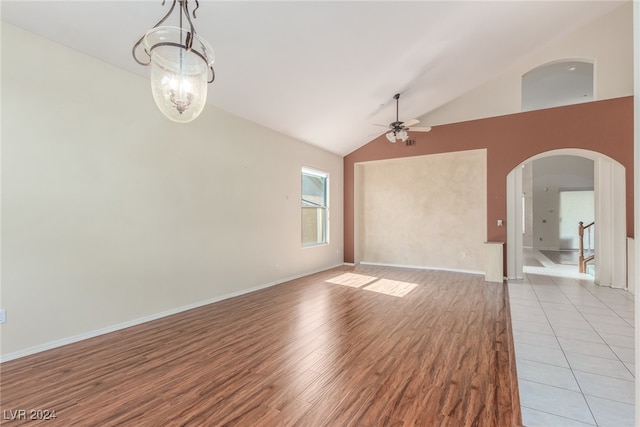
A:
0;309;6;324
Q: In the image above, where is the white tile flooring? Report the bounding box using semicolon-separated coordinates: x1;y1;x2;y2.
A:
509;250;635;426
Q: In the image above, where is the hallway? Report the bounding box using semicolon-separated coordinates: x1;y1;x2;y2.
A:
509;249;635;426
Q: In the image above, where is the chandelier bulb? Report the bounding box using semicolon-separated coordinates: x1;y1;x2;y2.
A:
386;131;397;143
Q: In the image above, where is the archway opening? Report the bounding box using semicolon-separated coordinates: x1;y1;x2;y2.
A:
507;149;627;289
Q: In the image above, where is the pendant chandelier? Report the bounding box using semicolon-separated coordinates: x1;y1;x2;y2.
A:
133;0;215;123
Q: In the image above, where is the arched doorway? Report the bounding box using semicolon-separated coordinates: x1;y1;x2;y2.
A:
506;149;627;289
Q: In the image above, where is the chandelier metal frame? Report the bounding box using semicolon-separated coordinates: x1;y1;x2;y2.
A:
132;0;215;84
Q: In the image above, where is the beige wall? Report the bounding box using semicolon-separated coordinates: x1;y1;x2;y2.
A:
358;149;486;272
0;24;343;359
419;2;634;127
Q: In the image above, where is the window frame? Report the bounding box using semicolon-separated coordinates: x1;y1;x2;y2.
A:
301;166;329;247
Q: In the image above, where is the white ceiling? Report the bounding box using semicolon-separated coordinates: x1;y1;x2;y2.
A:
1;1;626;156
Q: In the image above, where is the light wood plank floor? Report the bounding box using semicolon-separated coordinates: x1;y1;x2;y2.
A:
0;265;520;426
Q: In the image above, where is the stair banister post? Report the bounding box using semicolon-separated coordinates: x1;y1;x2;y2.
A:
579;221;585;273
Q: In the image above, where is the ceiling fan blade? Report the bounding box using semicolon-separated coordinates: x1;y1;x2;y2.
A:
407;126;432;132
402;118;420;128
373;123;391;128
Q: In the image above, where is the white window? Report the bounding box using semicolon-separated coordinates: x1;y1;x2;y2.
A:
301;167;328;246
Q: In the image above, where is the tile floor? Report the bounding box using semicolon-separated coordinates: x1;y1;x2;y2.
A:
509;250;635;426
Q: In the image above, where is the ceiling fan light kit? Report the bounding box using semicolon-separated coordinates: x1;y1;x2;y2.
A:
133;0;215;123
383;93;431;143
386;129;408;143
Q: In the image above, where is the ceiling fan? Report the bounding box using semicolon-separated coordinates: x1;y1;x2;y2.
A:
377;93;432;143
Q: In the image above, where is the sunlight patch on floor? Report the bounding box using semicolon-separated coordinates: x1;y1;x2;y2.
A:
325;272;378;288
363;279;417;297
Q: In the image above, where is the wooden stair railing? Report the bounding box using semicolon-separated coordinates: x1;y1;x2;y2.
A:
578;221;595;273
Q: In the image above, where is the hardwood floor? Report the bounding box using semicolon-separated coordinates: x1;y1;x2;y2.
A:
0;265;520;426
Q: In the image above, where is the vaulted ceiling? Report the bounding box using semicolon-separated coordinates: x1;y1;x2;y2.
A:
1;1;626;155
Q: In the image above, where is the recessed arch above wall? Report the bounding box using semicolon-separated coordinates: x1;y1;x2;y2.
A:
522;59;595;111
416;3;632;129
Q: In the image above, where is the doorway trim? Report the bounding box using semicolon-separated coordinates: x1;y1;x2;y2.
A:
506;149;627;288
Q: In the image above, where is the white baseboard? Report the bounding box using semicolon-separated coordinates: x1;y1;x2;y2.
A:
534;246;561;251
1;263;343;363
359;261;484;276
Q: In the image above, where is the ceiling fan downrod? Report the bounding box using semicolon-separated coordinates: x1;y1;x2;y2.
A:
393;93;402;127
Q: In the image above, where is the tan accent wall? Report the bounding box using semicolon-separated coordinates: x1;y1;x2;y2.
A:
359;150;486;271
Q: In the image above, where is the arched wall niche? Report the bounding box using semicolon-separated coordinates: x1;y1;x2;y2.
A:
522;59;595;112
